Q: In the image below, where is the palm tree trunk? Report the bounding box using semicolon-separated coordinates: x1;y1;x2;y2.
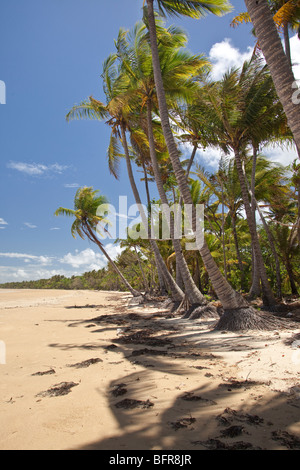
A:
285;256;299;296
134;245;149;293
244;0;300;150
120;123;184;302
146;100;206;307
234;148;276;307
146;0;251;315
231;214;246;291
84;223;140;297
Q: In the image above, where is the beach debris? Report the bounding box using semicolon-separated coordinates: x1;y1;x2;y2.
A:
31;368;55;376
115;328;174;348
104;343;118;351
36;381;79;398
169;417;196;431
271;430;300;449
216;408;264;426
192;438;261;450
130;348;168;357
114;398;154;409
219;425;247;438
66;358;102;369
179;392;217;405
219;379;269;391
111;383;128;397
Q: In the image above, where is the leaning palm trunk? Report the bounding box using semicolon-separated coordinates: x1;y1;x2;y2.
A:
246;155;282;299
83;223;140;297
120;124;184;302
234;149;277;307
146;101;213;316
145;0;285;330
244;0;300;151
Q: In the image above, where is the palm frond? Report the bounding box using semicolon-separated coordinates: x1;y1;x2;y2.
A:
156;0;233;18
230;12;251;28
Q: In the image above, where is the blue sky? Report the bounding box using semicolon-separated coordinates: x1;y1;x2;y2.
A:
0;0;299;283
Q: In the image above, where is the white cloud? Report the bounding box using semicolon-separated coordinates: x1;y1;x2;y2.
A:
60;245;123;270
208;34;300;82
0;218;8;226
263;143;298;167
7;161;69;176
24;222;37;229
0;266;78;283
0;244;125;284
290;34;300;80
209;38;253;81
0;252;52;265
64;183;80;188
50;227;61;230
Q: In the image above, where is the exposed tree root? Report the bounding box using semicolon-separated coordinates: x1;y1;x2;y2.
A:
182;303;220;320
215;306;295;332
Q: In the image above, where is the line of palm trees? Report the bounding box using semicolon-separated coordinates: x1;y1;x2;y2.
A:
55;0;300;331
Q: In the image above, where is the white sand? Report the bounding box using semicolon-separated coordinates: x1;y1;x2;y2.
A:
0;288;300;450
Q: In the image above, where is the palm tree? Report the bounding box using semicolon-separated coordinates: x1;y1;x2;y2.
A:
114;20;217;314
196;158;247;290
66;57;184;303
144;0;291;330
244;0;300;152
54;186;140;297
232;0;300;66
185;55;291;303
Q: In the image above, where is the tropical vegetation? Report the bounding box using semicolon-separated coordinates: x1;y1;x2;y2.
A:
3;0;300;331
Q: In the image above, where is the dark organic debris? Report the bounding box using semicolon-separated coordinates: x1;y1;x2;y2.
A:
111;383;128;397
215;306;293;331
90;315;127;325
65;304;106;309
116;329;173;348
104;344;118;351
219;379;269;391
31;368;55;376
191;366;210;371
216;408;264;426
271;430;300;449
169;417;196;431
192;439;261;450
180;392;217;405
36;381;79;398
66;358;102;368
220;425;246;438
115;398;154;409
130;348;168;357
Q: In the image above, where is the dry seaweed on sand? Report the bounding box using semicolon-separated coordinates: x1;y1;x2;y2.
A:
36;382;79;398
192;438;262;450
31;368;55;376
271;430;300;449
111;383;128;397
180;392;217;405
114;398;154;409
66;358;102;368
169;417;196;431
216;407;264;426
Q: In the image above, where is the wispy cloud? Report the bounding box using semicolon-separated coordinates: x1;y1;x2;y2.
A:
64;183;79;188
0;245;123;283
7;161;69;176
0;218;8;228
0;252;52;265
50;227;61;231
24;222;37;229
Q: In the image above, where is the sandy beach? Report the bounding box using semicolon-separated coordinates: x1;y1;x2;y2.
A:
0;288;300;450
